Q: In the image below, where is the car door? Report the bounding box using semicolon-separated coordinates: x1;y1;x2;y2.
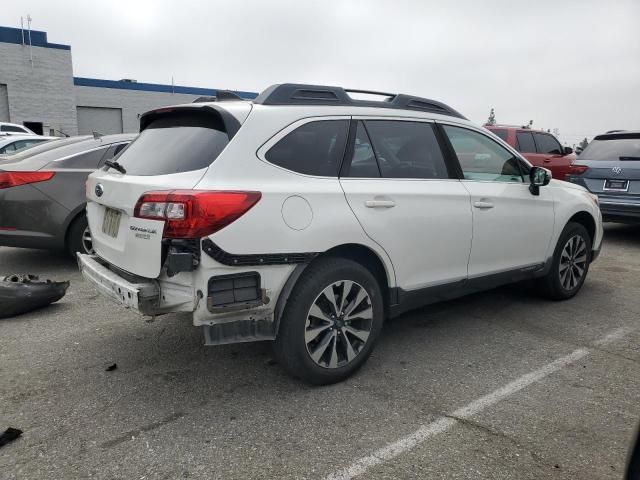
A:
532;132;574;181
440;124;554;278
340;118;472;291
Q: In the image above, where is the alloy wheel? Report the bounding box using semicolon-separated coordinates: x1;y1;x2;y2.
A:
559;234;588;291
82;226;94;254
304;280;373;369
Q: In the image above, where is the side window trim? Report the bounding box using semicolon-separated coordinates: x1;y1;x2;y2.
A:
433;123;464;179
437;122;526;184
360;121;383;178
339;119;383;179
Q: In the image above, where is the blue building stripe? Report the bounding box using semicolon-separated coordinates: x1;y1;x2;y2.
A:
73;77;258;98
0;26;71;50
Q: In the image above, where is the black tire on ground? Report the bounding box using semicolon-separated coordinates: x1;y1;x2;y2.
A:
66;214;92;257
273;257;384;385
537;221;592;300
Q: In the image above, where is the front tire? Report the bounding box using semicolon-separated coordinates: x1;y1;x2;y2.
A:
538;222;592;300
274;257;384;385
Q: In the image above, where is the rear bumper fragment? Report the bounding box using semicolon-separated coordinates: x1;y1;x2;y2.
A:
77;253;160;315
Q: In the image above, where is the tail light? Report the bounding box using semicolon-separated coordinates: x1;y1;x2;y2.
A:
134;190;261;238
569;164;589;176
0;171;55;189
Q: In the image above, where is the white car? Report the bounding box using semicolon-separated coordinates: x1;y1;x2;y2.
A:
0;135;57;155
78;84;603;384
0;122;36;136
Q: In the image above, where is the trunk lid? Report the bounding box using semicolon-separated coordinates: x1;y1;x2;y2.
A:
87;102;251;278
87;170;207;278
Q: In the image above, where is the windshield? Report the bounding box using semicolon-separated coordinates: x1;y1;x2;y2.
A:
115;111;229;176
580;135;640;161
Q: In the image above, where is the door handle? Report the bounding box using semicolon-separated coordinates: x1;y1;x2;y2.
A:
543;158;551;163
473;201;494;209
365;200;396;208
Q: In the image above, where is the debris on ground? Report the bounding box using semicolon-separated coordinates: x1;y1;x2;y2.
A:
0;427;23;448
105;363;117;372
0;274;69;319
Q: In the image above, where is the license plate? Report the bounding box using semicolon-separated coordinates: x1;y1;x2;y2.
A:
603;179;629;191
102;208;121;238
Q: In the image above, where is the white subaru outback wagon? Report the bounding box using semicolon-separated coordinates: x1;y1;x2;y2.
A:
79;84;603;384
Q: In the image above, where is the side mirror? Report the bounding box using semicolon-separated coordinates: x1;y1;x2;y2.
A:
563;146;573;155
529;166;551;195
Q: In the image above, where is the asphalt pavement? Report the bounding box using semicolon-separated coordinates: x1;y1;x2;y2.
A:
1;224;639;479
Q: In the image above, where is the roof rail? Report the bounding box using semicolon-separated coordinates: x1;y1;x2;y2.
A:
253;83;467;119
484;123;526;128
192;90;247;103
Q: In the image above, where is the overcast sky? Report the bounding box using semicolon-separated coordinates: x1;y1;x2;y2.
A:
3;0;639;145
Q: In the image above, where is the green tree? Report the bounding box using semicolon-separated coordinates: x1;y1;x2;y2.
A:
487;108;496;126
579;137;589;150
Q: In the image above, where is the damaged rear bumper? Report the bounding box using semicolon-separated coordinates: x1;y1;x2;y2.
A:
78;253;161;315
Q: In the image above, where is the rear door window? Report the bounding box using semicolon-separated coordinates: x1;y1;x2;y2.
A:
364;120;449;179
533;132;562;154
116;111;230;176
491;129;508;142
515;131;536;153
58;147;109;168
0;142;17;153
265;120;349;176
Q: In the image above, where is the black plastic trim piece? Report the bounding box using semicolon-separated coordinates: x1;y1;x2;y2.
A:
202;238;319;266
254;83;467;120
434;122;465;179
389;261;549;318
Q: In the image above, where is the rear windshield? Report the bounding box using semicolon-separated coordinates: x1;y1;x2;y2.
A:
580;135;640;161
115;111;229;175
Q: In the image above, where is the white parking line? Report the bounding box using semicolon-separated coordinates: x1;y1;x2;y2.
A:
324;326;632;480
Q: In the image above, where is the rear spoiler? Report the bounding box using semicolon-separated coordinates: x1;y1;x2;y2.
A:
139;104;242;140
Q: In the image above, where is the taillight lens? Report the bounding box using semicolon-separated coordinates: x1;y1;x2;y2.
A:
569;164;589;175
134;190;261;238
0;171;55;189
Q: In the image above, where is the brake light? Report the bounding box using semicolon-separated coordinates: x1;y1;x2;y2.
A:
569;164;589;175
134;190;261;238
0;171;55;189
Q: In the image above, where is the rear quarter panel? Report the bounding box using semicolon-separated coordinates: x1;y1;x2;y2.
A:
192;105;398;288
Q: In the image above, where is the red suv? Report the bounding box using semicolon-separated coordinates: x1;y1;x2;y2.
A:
485;125;576;180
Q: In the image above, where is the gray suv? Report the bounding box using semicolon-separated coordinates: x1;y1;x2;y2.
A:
567;131;640;223
0;134;135;255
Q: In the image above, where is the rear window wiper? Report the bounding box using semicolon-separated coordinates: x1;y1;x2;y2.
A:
619;156;640;161
104;160;127;174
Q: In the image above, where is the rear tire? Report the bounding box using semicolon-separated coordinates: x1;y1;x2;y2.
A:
273;257;384;385
537;222;591;300
66;214;93;257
